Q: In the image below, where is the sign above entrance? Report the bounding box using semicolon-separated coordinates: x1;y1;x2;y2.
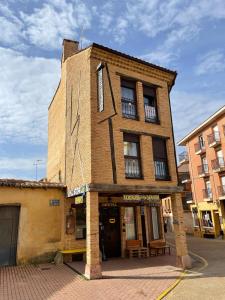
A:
123;195;160;202
74;195;85;205
67;184;88;198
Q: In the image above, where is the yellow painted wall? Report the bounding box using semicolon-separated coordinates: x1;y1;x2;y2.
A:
0;186;65;264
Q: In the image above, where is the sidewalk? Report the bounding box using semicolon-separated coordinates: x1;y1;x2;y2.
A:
0;251;182;300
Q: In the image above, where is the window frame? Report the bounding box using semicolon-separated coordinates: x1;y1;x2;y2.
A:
152;137;170;181
121;79;138;120
97;63;104;112
75;206;86;240
143;85;159;124
150;205;163;241
123;133;143;179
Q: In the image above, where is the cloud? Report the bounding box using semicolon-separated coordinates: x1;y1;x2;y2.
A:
0;47;60;145
195;50;225;75
21;0;92;50
0;157;45;171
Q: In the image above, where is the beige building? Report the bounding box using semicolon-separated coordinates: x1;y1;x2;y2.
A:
47;40;191;279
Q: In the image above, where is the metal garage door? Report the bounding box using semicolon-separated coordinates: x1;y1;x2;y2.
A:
0;206;20;266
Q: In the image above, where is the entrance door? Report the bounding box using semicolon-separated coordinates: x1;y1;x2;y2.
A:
99;206;121;259
0;206;20;266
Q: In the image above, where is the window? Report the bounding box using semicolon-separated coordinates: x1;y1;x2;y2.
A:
75;207;86;239
202;210;213;228
192;207;199;227
152;137;170;180
199;135;205;149
201;156;208;173
124;207;136;240
143;85;158;123
121;79;137;119
124;133;142;178
151;206;162;240
97;63;104;112
204;180;212;199
216;149;224;167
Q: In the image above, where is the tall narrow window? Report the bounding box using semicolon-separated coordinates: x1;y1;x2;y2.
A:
121;79;137;119
151;206;161;240
124;207;136;240
124;133;142;178
199;135;205;149
152;137;170;180
97;63;104;112
75;207;86;239
143;85;158;123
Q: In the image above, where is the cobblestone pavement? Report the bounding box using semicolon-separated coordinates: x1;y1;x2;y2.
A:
165;233;225;300
0;251;181;300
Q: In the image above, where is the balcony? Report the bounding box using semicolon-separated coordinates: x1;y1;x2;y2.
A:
185;191;193;204
125;158;141;178
122;98;137;119
144;105;158;123
179;151;189;164
207;131;221;147
154;160;170;180
211;157;225;173
180;174;191;184
202;189;213;201
197;164;209;177
194;142;206;155
218;185;225;199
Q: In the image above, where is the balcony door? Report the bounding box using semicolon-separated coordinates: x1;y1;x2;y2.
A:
216;150;224;167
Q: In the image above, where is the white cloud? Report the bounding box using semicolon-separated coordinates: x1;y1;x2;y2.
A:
0;157;45;171
0;47;60;144
195;50;225;75
21;0;92;50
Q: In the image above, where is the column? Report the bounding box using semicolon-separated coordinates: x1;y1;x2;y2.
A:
136;206;143;244
85;191;102;279
171;193;192;269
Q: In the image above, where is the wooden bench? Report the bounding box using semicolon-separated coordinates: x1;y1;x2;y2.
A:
55;248;86;264
149;241;170;256
126;240;149;258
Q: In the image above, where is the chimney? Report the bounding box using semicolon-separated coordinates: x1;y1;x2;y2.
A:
62;39;79;62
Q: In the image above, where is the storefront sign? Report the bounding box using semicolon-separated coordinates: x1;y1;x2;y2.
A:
74;195;85;205
49;199;60;206
123;194;160;203
67;185;88;197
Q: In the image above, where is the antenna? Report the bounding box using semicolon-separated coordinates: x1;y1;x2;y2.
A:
33;160;43;181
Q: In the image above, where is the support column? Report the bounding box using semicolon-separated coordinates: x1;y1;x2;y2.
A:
171;193;192;269
85;191;102;279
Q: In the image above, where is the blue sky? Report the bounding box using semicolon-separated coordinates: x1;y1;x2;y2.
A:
0;0;225;180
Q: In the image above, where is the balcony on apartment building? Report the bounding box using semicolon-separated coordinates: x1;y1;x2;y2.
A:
180;174;191;184
122;98;137;119
194;141;206;155
218;185;225;199
185;191;193;204
154;160;170;180
202;188;213;202
197;163;209;177
179;151;189;164
144;105;158;123
125;157;141;178
207;131;221;148
211;157;225;173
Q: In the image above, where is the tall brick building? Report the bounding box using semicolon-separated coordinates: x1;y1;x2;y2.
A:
47;40;191;279
178;106;225;238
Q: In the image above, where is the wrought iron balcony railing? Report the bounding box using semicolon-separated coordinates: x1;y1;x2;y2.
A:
179;151;189;163
125;158;141;178
218;185;225;197
207;131;221;146
122;98;137;119
144;105;157;122
197;164;209;176
202;188;213;200
211;157;225;172
154;160;170;180
194;141;205;154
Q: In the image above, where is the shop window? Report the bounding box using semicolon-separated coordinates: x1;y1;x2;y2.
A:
202;210;213;228
192;207;199;227
151;206;162;240
123;133;142;178
124;207;136;240
75;207;86;239
152;137;170;180
121;79;137;119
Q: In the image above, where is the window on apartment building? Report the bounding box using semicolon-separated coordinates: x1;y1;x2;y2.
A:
220;176;225;196
123;133;142;178
143;85;158;123
216;149;224;167
199;135;205;149
204;180;212;199
192;207;199;227
97;63;104;112
152;137;170;180
75;207;86;239
150;206;162;240
201;156;208;173
121;79;137;119
202;210;213;228
124;207;137;240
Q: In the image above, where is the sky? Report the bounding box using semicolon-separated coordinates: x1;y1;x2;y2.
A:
0;0;225;180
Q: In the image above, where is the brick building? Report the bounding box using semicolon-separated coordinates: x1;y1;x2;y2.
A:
178;105;225;238
47;40;191;279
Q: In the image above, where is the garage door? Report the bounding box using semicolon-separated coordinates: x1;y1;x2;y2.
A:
0;206;20;266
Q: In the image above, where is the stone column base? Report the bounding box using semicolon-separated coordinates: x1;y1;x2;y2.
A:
176;254;192;269
85;263;102;279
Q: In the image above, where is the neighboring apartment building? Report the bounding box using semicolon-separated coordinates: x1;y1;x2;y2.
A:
178;106;225;238
162;151;193;234
47;39;191;279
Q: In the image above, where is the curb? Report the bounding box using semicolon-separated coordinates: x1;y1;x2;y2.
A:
156;242;208;299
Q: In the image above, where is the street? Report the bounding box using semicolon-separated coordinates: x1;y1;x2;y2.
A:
165;234;225;300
